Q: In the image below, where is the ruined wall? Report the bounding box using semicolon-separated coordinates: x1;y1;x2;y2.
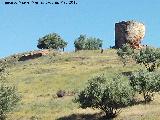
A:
18;49;50;61
115;20;145;49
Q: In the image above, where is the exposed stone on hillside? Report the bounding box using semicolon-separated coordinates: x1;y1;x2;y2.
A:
0;49;60;67
115;20;145;49
18;49;50;61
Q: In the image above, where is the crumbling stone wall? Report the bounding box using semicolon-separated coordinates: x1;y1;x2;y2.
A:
115;20;145;49
18;49;50;61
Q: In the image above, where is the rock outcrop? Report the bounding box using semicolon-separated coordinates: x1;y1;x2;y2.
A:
115;20;145;49
18;49;50;61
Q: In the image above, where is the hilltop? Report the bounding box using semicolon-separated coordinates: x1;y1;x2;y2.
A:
1;49;160;120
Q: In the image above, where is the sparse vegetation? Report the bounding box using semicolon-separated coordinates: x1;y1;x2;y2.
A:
117;43;134;66
117;46;160;103
75;74;135;118
37;33;67;51
130;70;160;103
117;46;160;72
0;84;20;120
134;47;160;72
1;49;160;120
74;35;103;51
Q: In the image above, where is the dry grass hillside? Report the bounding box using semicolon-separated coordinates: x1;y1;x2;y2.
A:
1;49;160;120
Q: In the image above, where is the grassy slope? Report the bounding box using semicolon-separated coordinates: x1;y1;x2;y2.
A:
3;49;160;120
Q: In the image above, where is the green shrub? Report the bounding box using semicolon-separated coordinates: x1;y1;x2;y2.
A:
134;47;160;72
84;38;102;50
37;33;67;51
117;45;160;71
0;84;20;120
117;44;134;66
75;75;134;118
0;61;9;81
74;35;86;51
129;70;160;103
74;35;103;51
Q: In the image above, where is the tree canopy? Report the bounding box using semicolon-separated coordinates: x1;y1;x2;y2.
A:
74;35;103;51
117;43;134;66
134;47;160;72
37;33;67;51
75;74;134;118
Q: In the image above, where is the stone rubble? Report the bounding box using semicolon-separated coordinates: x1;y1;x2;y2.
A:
18;49;50;61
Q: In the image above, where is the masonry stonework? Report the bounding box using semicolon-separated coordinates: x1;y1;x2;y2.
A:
115;20;145;49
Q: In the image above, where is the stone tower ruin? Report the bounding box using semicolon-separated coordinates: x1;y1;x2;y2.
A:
115;20;145;49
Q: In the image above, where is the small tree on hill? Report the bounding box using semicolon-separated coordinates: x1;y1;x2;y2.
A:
117;45;160;71
37;33;67;51
134;47;160;72
0;63;20;120
74;35;103;51
0;61;8;80
75;75;134;118
74;35;86;51
85;38;102;50
117;44;134;66
0;84;20;120
130;70;160;103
